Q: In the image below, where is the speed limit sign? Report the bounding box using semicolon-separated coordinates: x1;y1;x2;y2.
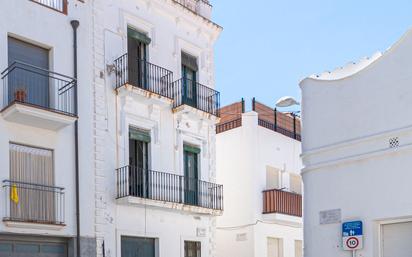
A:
342;221;363;251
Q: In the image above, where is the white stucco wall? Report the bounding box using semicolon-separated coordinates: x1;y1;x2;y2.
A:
216;111;303;257
300;28;412;257
0;0;95;239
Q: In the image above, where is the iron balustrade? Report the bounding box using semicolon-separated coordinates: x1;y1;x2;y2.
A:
262;188;302;217
31;0;68;14
114;53;174;98
172;78;220;116
173;0;212;13
1;61;77;116
258;119;301;141
116;166;223;210
3;180;65;225
216;118;242;134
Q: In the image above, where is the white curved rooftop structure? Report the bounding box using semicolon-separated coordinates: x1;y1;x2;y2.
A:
300;27;412;83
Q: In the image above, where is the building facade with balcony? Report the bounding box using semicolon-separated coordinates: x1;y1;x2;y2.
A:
215;99;303;257
300;28;412;257
90;0;222;257
0;1;96;257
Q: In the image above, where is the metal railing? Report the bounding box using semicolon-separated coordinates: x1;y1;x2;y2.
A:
116;166;223;210
1;61;77;116
172;78;220;116
114;54;174;98
173;0;212;15
216;118;242;134
262;188;302;217
258;119;301;141
31;0;68;14
3;180;65;225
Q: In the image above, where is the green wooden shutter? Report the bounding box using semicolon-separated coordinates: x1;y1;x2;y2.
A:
127;27;151;45
184;144;200;154
181;52;198;71
129;128;151;143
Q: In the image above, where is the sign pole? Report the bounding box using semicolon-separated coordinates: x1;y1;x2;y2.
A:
352;250;356;257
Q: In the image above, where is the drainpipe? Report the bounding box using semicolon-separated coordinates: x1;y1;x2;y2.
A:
70;19;81;257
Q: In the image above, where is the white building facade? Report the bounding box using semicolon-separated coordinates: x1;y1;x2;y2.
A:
0;1;96;257
215;99;303;257
91;1;223;257
300;29;412;257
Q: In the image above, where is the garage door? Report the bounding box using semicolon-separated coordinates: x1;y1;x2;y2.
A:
121;236;155;257
0;240;67;257
382;221;412;257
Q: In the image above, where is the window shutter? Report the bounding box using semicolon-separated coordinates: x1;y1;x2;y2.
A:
129;128;151;143
184;144;201;154
181;52;198;71
127;27;151;45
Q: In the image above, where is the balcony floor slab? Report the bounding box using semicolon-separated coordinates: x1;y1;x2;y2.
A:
1;102;77;131
116;196;223;216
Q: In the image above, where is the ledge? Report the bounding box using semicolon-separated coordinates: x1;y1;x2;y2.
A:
173;104;220;123
1;102;77;131
261;213;303;228
116;196;223;216
3;220;65;231
117;84;174;107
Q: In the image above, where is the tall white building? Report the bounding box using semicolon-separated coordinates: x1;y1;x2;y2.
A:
0;1;96;257
91;1;223;257
215;99;303;257
0;1;222;257
300;28;412;257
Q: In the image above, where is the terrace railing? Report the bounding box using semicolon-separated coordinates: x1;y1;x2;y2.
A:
172;78;220;116
114;54;174;99
1;61;77;116
3;180;65;225
116;165;223;210
31;0;68;14
262;188;302;217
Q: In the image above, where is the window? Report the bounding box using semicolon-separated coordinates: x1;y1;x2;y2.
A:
127;27;150;89
267;238;283;257
289;174;302;194
295;240;303;257
9;143;55;222
183;144;200;206
266;166;280;190
184;241;201;257
7;37;50;107
121;236;155;257
31;0;68;14
181;52;198;107
129;127;150;197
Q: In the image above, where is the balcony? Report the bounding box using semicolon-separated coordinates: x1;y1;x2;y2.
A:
31;0;68;14
172;78;220;117
116;166;223;214
114;54;174;99
173;0;213;20
1;62;77;130
262;188;302;217
2;180;65;228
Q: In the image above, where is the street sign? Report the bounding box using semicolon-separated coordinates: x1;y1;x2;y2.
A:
342;221;363;251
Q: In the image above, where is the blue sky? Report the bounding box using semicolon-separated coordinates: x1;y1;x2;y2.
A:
213;0;412;109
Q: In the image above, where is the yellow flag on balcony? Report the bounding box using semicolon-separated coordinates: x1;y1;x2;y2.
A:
10;184;19;204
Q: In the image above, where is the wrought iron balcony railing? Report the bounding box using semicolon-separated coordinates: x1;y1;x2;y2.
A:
3;180;65;225
1;61;77;116
173;0;212;17
262;188;302;217
31;0;68;14
116;166;223;210
172;78;220;116
114;54;174;99
258;119;301;141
